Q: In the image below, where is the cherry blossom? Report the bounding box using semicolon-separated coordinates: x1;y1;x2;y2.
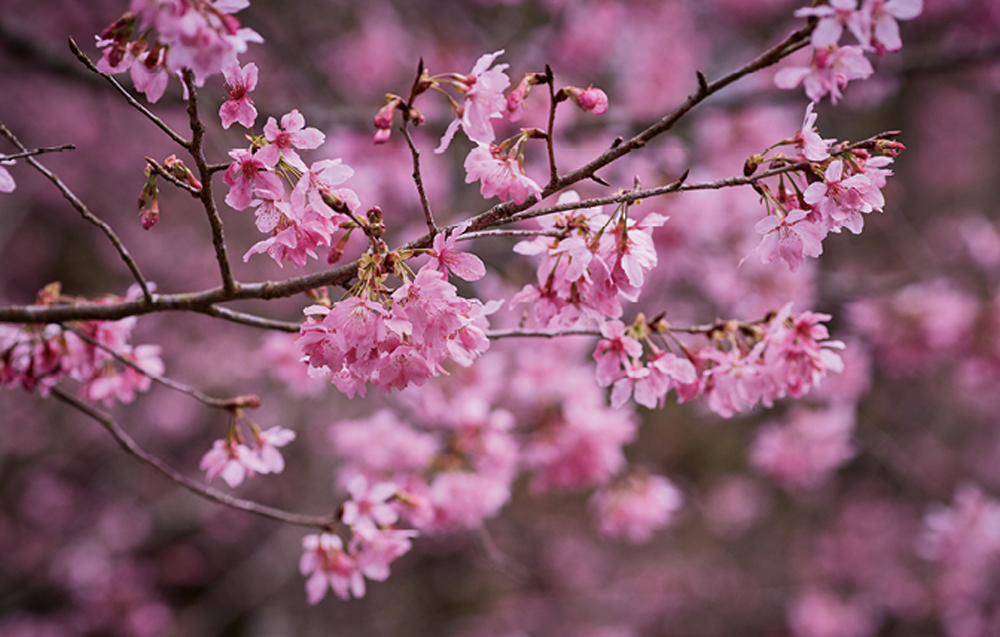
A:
775;45;873;104
435;50;510;153
299;533;365;603
464;143;543;204
219;62;258;129
753;207;827;272
565;84;609;114
256;110;326;171
427;225;486;281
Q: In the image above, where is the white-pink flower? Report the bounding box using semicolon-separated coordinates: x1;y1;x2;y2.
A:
753;208;827;272
256;109;326;171
775;45;873;104
464;144;543;204
0;158;16;193
435;50;510;153
299;533;365;603
219;62;258;129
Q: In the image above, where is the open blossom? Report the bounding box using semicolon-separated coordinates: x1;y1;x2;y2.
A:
803;158;884;234
464;144;543;204
753;208;827;272
219;62;258;129
436;50;510;153
300;533;365;603
852;0;924;53
775;45;873;104
341;475;400;537
222;148;282;210
796;0;864;49
427;225;486;281
590;473;683;543
256;110;326;171
798;102;833;162
199;425;295;487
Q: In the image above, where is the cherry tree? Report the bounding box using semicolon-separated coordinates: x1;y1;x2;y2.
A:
2;0;1000;635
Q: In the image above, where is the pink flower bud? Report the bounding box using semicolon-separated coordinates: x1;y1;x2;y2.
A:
567;84;609;115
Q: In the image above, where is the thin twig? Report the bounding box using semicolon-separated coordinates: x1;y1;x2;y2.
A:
61;323;242;409
401;123;437;232
0;144;75;161
0;121;154;303
198;305;300;333
182;71;240;297
68;37;190;150
51;387;339;529
458;228;562;241
544;65;558;186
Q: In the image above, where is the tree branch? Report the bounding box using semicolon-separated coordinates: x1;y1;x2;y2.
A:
0;121;154;303
51;387;339;529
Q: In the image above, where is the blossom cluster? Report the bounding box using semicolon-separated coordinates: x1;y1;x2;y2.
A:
95;0;262;102
0;284;163;405
199;420;295;488
511;192;668;328
298;476;417;603
296;266;493;398
776;0;923;103
221;104;362;268
748;103;898;272
376;50;607;205
597;303;845;418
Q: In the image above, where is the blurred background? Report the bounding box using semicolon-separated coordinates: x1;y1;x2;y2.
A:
2;0;1000;635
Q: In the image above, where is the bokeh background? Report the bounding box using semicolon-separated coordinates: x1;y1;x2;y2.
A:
2;0;1000;635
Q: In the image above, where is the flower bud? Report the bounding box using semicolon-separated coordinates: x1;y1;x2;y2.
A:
565;84;609;115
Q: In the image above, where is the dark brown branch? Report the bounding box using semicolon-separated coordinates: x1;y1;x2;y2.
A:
51;387;339;529
1;144;76;161
0;121;154;304
182;71;239;297
401;123;437;232
68;37;191;150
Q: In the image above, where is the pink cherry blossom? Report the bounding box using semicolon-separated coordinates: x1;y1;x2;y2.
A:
795;0;863;49
753;208;827;272
749;405;857;489
222;148;282;210
249;425;296;473
435;50;510;153
851;0;924;54
427;226;486;281
219;62;258;129
775;45;873;104
341;475;400;536
198;437;258;488
256;109;326;171
299;533;365;603
464;144;543;204
798;102;833;162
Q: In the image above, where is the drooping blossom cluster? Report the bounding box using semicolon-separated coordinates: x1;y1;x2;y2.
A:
511;192;668;328
199;417;295;488
747;103;900;272
296;242;493;397
0;284;163;405
776;0;923;103
95;0;263;102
